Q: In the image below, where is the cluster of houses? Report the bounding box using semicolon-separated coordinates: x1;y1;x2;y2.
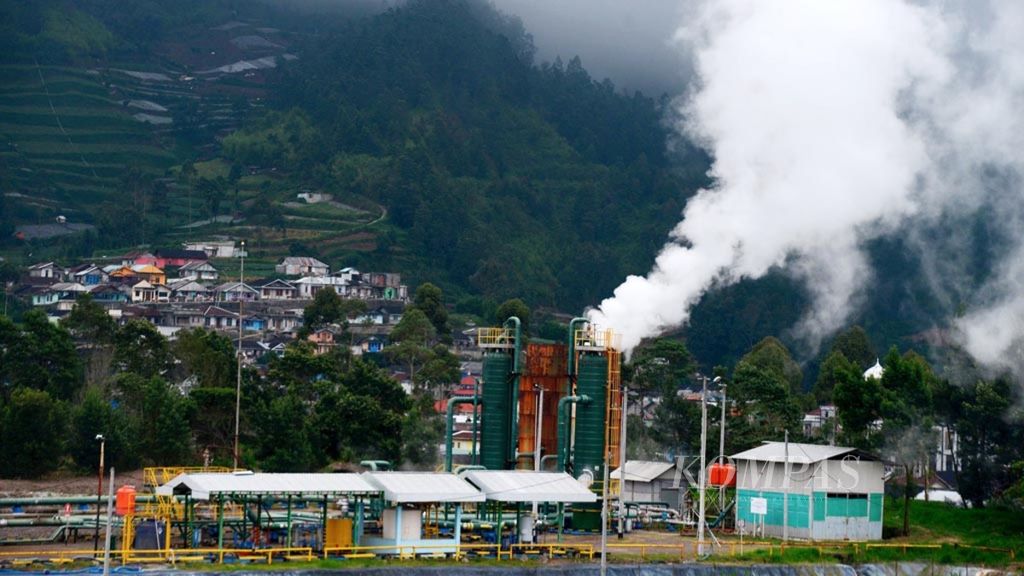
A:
20;253;407;308
11;246;409;360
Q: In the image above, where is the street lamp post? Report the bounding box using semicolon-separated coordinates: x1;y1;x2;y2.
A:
233;240;245;469
719;382;727;510
93;434;105;550
697;374;720;557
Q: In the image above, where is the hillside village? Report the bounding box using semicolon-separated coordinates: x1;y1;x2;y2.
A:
5;240;967;493
9;241;410;362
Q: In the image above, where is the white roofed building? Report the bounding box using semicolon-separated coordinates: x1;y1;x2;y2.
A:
732;442;884;541
276;256;329;277
610;460;687;512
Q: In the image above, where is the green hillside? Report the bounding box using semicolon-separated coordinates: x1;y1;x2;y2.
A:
2;0;705;306
0;0;975;373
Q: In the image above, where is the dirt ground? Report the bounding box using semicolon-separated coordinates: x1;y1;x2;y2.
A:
0;470;148;498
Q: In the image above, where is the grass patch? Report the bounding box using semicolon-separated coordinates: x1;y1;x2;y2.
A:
194;158;231;179
885;497;1024;549
731;543;1016;567
0;92;118;107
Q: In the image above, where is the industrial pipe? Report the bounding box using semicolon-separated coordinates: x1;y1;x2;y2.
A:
540;454;559;471
503;316;522;469
446;396;482;472
567;317;587;377
0;495;162;507
472;377;480;466
556;395;591;473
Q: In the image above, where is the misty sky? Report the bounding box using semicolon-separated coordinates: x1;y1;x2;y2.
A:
492;0;693;96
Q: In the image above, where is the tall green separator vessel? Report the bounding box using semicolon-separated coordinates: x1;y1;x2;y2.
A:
481;351;514;471
569;353;608;531
574;354;608;479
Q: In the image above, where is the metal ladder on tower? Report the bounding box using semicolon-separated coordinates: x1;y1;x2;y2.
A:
604;342;622;498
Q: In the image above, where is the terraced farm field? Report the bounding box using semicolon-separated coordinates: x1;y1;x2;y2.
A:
0;63;177;216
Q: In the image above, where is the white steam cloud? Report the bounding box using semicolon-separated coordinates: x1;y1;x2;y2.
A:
589;0;1024;370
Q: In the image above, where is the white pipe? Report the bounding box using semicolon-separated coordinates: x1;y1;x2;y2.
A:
532;387;543;518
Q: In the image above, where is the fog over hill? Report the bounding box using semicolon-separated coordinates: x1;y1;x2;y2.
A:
491;0;693;96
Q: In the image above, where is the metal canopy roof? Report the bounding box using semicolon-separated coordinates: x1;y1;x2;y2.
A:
362;472;485;503
610;460;675;483
731;442;880;464
155;472;379;500
461;470;597;503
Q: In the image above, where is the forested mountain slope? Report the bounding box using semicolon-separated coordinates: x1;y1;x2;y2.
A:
0;0;975;369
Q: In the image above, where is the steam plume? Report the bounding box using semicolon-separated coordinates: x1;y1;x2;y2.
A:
589;0;1024;369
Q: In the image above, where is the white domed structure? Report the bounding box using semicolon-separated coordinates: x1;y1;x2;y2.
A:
863;358;884;380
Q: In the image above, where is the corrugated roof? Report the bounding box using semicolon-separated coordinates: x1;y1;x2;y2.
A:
730;442;876;463
610;460;675;483
281;257;327;267
461;470;596;503
155;472;378;500
362;472;484;503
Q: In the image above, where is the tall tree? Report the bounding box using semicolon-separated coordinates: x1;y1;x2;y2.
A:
877;347;938;535
140;377;195;465
0;388;67;478
172;328;235;388
829;325;877;370
6;309;82;400
415;344;460;396
301;287;366;336
388;307;436;380
627;338;695;398
256;392;317;471
413;282;450;337
113;320;171;378
813;350;857;404
738;336;803;395
401;393;444;466
63;294;118;387
494;298;530;334
650;392;702;457
69;387;137;472
833;364;884;448
62;293;116;344
728;361;803;451
952;379;1015;507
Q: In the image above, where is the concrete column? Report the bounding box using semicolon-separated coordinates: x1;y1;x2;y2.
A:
394;507;403;554
454;505;462;551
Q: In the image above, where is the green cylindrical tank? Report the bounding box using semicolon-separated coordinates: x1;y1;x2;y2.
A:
574;354;607;479
481;352;513;470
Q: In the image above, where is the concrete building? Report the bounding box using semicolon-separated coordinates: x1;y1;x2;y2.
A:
610;460;687;511
276;256;329;277
732;442;884;541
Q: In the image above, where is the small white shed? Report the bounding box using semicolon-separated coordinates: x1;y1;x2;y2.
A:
610;460;686;510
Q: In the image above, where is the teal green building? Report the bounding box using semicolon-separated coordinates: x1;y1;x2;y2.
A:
731;442;884;541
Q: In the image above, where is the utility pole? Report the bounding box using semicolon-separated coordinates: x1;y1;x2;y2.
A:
783;429;789;542
697;374;708;556
93;434;105;551
233;240;246;469
102;468;115;576
719;383;727;510
600;446;610;576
